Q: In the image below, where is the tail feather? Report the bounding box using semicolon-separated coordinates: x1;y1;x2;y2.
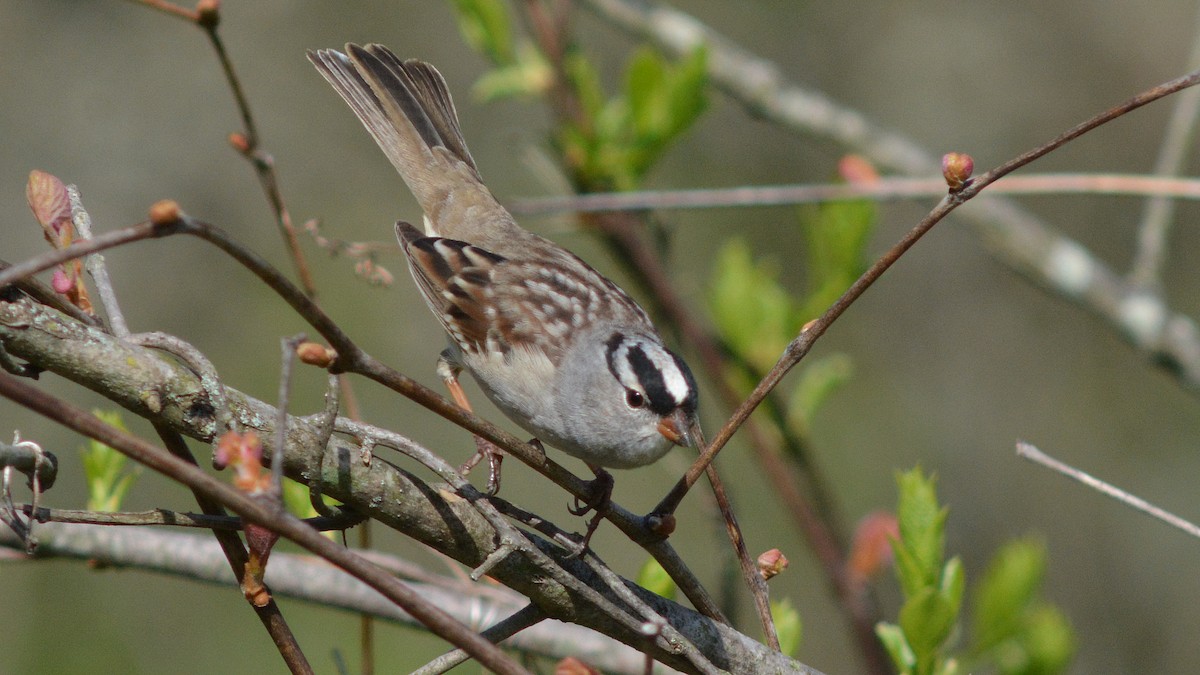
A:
307;44;486;225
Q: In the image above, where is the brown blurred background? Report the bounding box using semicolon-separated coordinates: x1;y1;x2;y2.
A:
2;1;1199;672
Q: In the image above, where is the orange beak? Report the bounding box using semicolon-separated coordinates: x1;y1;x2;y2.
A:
657;409;700;447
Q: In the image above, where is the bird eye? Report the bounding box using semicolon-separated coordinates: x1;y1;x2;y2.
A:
625;389;645;409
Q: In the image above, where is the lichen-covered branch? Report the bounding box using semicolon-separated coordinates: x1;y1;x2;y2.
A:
0;292;819;674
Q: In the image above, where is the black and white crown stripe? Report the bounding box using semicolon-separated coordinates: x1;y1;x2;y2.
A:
604;334;698;416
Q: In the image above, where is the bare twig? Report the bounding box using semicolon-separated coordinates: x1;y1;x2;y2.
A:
410;604;548;675
21;505;361;531
126;0;196;22
0;440;57;491
511;173;1200;215
1016;441;1200;540
153;423;314;675
273;335;306;499
68;185;129;337
1130;6;1200;289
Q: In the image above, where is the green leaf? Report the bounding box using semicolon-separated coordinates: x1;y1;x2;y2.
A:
940;556;966;616
893;468;947;594
81;410;140;512
899;588;957;670
622;46;708;180
472;45;553;101
771;598;803;657
798;198;876;321
708;238;796;374
626;47;667;138
451;0;515;64
971;538;1046;654
876;622;916;674
786;353;853;436
1018;605;1075;675
664;46;708;137
636;557;676;601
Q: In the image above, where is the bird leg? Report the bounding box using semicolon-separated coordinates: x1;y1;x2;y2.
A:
567;464;614;556
438;352;503;494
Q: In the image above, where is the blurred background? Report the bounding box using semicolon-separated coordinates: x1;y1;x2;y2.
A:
2;0;1200;672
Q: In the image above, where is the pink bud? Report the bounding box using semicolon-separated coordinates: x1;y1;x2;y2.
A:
51;269;74;294
941;152;974;190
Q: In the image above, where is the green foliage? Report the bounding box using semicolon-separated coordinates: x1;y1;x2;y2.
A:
81;410;140;512
636;557;676;601
878;469;960;675
786;352;853;436
561;46;709;190
878;469;1075;675
968;539;1076;675
707;195;872;435
797;198;876;321
709;238;800;374
451;0;515;64
771;598;804;657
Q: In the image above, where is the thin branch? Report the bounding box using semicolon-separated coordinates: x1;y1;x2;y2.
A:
1129;5;1200;289
153;423;313;675
125;0;197;22
0;441;57;491
410;604;548;675
510;173;1200;215
68;185;129;337
0;220;181;290
273;335;306;499
0;523;668;675
0;372;530;675
21;505;362;531
1016;442;1200;540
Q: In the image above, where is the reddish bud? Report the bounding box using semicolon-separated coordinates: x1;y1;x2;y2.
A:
227;131;251;154
757;548;789;580
296;342;336;367
847;511;900;588
242;518;278;607
941;152;974;191
838;154;879;185
196;0;220;29
555;657;600;675
26;170;72;243
148;200;181;225
51;269;74;294
215;430;270;494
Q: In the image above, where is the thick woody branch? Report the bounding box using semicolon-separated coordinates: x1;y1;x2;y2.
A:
0;293;816;674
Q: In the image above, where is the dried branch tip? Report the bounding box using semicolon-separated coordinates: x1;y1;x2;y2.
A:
296;341;336;368
941;152;974;191
195;0;220;29
756;548;789;580
148;200;182;225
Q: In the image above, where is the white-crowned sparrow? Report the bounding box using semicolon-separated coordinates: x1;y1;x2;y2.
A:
308;44;700;471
